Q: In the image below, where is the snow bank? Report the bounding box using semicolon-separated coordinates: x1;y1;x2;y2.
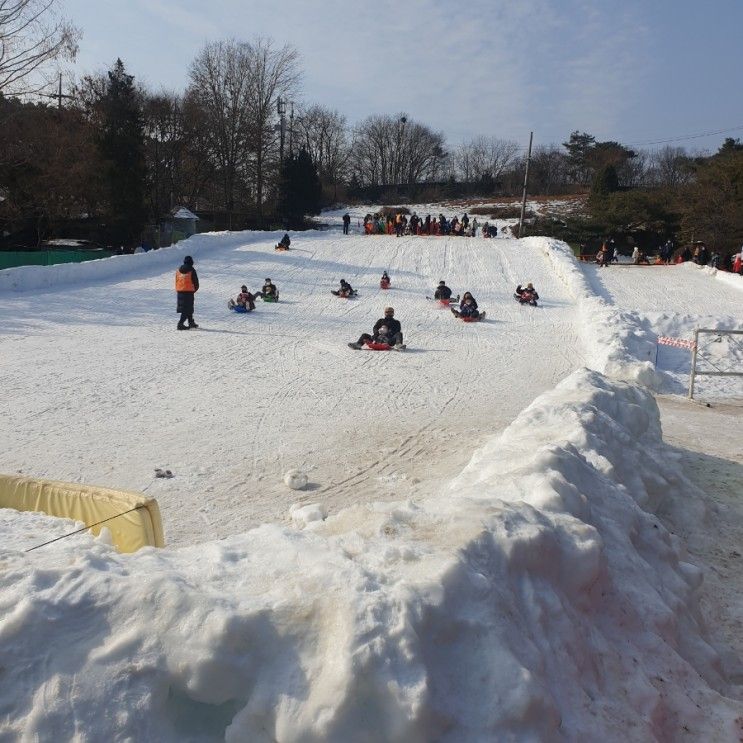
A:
534;237;669;389
0;508;88;552
0;231;279;294
679;260;743;292
543;241;742;396
2;369;741;740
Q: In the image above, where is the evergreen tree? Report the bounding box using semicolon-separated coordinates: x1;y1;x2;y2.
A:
278;148;321;228
718;137;743;155
99;59;146;246
562;131;596;185
588;164;620;220
591;165;620;199
680;149;743;251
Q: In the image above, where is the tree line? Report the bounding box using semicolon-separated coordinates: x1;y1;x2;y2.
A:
0;0;741;252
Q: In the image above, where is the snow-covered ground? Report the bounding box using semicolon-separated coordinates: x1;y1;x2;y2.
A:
0;230;585;545
1;216;742;740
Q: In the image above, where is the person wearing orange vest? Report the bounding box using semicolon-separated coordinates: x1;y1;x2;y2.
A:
175;255;199;330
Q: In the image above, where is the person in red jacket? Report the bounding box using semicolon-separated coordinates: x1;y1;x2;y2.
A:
175;255;199;329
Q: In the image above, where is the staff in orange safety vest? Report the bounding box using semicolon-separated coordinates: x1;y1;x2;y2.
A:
175;255;199;330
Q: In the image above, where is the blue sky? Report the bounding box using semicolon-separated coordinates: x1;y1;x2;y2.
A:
63;0;743;152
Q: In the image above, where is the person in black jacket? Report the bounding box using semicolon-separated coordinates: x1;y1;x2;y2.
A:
348;307;403;349
332;279;355;297
175;255;199;329
342;213;351;234
515;283;539;305
259;278;279;301
433;281;452;300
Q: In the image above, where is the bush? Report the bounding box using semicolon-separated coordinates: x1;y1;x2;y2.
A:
378;205;410;217
468;205;534;219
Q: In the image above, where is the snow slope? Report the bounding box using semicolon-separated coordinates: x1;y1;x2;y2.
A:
0;231;585;545
2;226;743;740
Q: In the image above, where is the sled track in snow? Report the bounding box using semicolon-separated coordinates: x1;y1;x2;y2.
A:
1;231;586;544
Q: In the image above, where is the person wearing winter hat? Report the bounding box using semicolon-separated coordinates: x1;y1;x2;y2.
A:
175;255;199;329
514;282;539;305
259;278;279;301
234;284;256;311
348;306;404;349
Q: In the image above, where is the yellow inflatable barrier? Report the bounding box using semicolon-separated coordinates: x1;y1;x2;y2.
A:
0;474;165;553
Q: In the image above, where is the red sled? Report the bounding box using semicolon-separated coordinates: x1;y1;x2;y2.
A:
461;312;486;322
380;280;391;289
438;299;451;306
365;340;392;351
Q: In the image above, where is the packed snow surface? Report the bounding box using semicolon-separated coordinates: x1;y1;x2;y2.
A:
0;231;585;544
1;222;742;740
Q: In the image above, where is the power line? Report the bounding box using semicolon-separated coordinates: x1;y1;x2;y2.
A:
625;123;743;147
459;122;743;152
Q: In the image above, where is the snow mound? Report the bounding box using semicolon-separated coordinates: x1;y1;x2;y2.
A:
289;502;326;528
0;230;286;294
2;369;741;740
283;468;309;490
0;508;87;552
535;238;668;389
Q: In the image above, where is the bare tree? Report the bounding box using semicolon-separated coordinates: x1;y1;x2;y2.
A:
647;146;692;188
455;136;520;183
141;91;215;217
294;104;349;198
0;0;80;95
617;149;648;188
188;40;254;226
245;37;300;222
350;113;446;186
528;145;570;195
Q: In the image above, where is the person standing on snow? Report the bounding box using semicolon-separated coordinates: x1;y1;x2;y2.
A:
175;255;199;330
342;213;351;235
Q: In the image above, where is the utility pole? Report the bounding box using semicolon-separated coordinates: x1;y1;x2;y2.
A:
277;97;287;165
42;73;75;109
518;131;533;238
289;102;295;157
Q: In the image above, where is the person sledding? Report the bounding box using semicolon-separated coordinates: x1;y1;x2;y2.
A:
348;306;405;350
259;278;279;302
430;280;460;305
332;279;356;298
514;283;539;306
451;292;484;320
275;233;291;250
228;285;256;311
380;271;391;289
434;280;453;301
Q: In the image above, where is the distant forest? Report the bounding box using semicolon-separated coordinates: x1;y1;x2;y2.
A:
1;1;742;254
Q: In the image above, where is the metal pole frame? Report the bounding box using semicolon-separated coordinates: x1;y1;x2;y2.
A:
519;131;533;238
688;329;699;399
688;328;743;399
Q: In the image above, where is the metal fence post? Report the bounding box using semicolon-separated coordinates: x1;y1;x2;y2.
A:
688;328;699;399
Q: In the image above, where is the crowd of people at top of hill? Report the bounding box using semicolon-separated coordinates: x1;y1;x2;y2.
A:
362;211;499;238
593;238;743;274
